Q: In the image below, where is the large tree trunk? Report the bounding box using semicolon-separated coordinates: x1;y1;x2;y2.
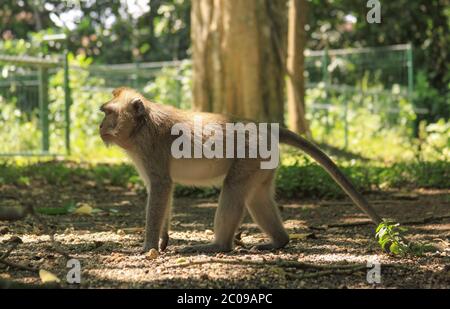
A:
286;0;310;135
191;0;288;123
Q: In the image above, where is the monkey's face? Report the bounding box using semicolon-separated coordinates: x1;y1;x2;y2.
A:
99;102;121;146
99;94;146;149
99;102;135;148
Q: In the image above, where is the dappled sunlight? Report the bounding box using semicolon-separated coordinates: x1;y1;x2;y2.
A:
300;253;389;264
1;191;449;288
411;225;450;233
0;0;448;291
284;219;309;229
193;202;218;209
281;202;319;210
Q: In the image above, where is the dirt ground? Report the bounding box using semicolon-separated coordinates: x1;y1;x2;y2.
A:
0;181;449;289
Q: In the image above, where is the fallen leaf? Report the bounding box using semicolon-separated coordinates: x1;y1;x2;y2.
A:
176;258;187;264
146;249;159;260
39;269;61;284
121;227;144;234
74;203;93;216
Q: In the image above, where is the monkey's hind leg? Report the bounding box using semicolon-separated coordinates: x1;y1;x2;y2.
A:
177;181;247;253
177;164;251;253
246;171;289;251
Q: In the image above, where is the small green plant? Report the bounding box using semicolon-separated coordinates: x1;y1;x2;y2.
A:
375;220;437;256
375;220;410;255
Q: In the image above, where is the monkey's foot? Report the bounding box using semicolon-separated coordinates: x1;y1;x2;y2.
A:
140;234;170;253
140;245;157;254
159;233;169;251
177;243;232;253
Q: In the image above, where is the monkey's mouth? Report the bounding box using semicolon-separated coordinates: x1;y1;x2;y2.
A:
100;133;115;144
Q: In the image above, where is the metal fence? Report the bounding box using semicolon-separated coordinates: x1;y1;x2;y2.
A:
306;44;414;95
76;60;184;92
303;44;425;148
0;44;420;156
0;54;71;156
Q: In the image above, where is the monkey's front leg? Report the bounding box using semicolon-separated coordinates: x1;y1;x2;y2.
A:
143;180;173;252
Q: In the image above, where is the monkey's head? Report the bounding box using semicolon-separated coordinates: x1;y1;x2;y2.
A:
99;87;148;149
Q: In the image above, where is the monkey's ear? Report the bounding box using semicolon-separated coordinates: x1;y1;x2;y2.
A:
112;87;125;98
130;98;146;117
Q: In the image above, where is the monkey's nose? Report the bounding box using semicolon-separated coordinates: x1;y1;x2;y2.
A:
100;123;104;129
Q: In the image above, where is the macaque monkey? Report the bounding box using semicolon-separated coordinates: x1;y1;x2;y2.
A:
99;87;382;253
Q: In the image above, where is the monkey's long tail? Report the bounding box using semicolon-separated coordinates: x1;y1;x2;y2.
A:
279;128;382;225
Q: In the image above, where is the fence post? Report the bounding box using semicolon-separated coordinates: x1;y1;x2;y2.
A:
322;47;329;84
343;94;349;150
38;67;49;153
64;50;72;155
322;47;331;139
175;65;182;108
407;43;414;97
134;61;141;90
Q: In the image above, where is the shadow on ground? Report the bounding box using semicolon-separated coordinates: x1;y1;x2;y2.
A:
1;180;449;288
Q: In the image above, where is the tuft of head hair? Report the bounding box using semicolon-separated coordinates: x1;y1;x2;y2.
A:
113;86;142;97
112;87;143;103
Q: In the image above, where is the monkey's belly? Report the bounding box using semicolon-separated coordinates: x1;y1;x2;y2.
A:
170;158;231;187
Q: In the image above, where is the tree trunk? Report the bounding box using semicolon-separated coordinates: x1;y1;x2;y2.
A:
286;0;310;135
191;0;288;123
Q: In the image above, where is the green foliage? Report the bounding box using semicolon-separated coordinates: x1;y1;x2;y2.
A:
306;84;449;162
0;101;41;153
0;159;448;200
375;220;437;256
308;0;449;121
416;119;450;162
275;161;370;199
307;86;410;162
0;0;191;63
0;54;448;163
0;161;136;187
0;53;196;157
1;0;447;123
143;60;192;109
0;37;40;56
276;157;449;199
375;220;409;255
47;53;123;158
377;161;449;189
414;71;450;126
